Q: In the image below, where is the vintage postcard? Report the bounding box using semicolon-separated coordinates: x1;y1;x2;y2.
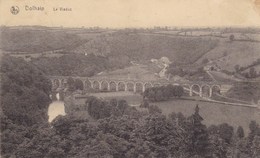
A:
1;0;260;157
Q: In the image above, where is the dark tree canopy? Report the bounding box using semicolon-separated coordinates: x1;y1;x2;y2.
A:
1;55;52;126
143;84;184;102
187;105;210;157
237;126;245;139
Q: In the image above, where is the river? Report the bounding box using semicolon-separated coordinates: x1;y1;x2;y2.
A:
48;93;65;122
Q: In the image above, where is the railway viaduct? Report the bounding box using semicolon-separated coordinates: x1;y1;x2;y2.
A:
48;76;232;98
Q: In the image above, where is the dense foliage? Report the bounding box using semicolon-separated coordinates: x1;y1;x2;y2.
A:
1;55;52;126
0;55;52;157
143;84;184;102
167;65;213;81
2;95;260;157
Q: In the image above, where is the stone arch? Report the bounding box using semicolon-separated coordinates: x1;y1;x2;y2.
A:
201;85;211;97
144;82;153;91
118;81;126;91
135;82;144;93
92;80;101;90
84;79;92;90
211;85;221;97
191;84;201;96
182;84;191;96
100;80;109;91
126;82;135;92
109;81;117;91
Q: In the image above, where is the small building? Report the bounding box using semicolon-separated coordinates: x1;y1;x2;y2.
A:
203;62;221;71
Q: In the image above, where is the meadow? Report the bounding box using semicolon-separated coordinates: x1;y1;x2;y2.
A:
152;99;259;134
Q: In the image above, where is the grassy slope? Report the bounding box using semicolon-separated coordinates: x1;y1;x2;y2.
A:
196;39;260;71
99;33;218;63
0;28;82;53
97;64;162;81
226;82;260;103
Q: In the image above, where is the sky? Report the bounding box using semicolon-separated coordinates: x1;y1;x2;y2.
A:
0;0;260;28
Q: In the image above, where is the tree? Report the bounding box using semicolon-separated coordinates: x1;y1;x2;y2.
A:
187;105;210;157
155;89;164;101
209;133;229;158
74;79;84;90
248;121;260;148
110;98;118;107
138;114;172;157
86;96;112;119
173;85;184;97
229;34;235;41
168;112;186;128
117;99;128;109
67;77;75;91
218;123;234;144
236;126;245;139
252;135;260;158
165;84;174;98
249;67;257;78
1;55;51;126
0;55;53;157
15;126;66;158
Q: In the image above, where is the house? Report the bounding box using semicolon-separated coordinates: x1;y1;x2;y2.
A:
203;62;221;71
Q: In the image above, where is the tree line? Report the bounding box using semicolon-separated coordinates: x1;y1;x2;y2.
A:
234;58;260;79
143;84;184;102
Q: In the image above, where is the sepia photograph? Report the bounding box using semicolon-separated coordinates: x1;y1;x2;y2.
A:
0;0;260;157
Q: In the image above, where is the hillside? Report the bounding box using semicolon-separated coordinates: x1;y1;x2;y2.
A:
196;39;260;72
0;27;83;53
226;81;260;103
1;26;259;75
72;32;218;64
96;64;162;81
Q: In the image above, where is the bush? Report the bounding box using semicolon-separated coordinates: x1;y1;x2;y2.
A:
143;84;184;102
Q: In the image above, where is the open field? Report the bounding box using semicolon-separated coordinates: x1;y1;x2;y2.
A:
156;99;260;134
96;64;163;81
